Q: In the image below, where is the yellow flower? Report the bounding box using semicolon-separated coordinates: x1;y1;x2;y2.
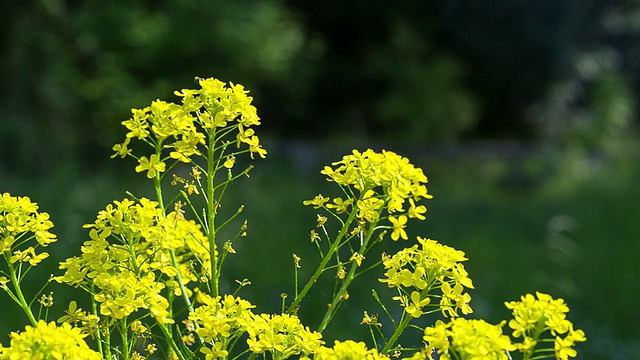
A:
505;292;586;359
224;155;236;169
201;342;229;359
311;340;389;360
303;194;330;209
0;320;101;360
389;215;408;240
423;318;514;360
326;197;353;214
406;291;430;318
350;252;365;267
111;137;132;158
407;198;427;220
135;154;166;178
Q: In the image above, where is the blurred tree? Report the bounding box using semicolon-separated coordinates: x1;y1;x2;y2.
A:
431;0;610;139
0;0;320;176
285;1;479;141
2;0;639;171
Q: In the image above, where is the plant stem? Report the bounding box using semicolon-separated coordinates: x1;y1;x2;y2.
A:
382;313;413;354
207;131;219;296
286;209;358;315
158;322;187;360
120;318;130;360
4;253;37;326
317;220;378;333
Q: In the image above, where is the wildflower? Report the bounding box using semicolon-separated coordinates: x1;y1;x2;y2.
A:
423;318;515;360
303;194;330;209
316;214;328;227
0;193;56;255
406;291;430;318
0;276;9;289
350;252;365;267
246;313;323;357
389;215;408;241
135;154;166;178
224;155;236;169
200;341;229;359
380;237;473;317
307;340;390;360
326;197;353;214
0;320;101;360
407;198;427;220
310;230;321;242
505;292;586;359
111;137;132;158
320;149;432;219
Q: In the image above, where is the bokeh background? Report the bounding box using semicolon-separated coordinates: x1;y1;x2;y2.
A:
2;1;640;358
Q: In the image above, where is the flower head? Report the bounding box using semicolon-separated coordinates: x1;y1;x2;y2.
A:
423;318;515;360
0;320;101;360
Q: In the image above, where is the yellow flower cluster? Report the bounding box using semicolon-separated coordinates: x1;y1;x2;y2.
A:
505;292;586;359
0;320;101;360
0;193;56;267
380;237;473;317
305;149;431;234
422;318;515;360
304;340;390;360
189;294;255;341
246;313;324;357
55;198;210;325
114;77;266;177
188;294;323;359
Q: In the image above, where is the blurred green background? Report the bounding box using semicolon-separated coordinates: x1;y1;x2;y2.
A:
2;1;640;358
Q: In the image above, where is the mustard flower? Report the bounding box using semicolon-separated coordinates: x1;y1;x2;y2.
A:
317;149;431;233
135;154;166;178
306;340;390;360
111;137;132;158
0;320;101;360
389;215;408;240
326;197;353;214
0;193;56;271
118;77;266;177
505;292;586;359
122;108;150;139
169;130;205;162
0;193;56;250
407;198;427;220
56;198;211;327
423;318;515;360
356;190;385;223
189;294;256;343
380;237;473;317
406;291;431;318
200;341;229;359
303;194;330;209
246;313;323;358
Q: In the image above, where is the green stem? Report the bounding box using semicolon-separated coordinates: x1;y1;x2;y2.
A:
382;313;413;354
90;292;106;359
286;209;358;315
317;219;378;333
158;322;187;360
4;252;37;326
207;130;219;296
170;249;196;316
120;318;130;360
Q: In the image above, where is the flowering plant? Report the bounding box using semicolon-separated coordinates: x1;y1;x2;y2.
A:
0;77;585;360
